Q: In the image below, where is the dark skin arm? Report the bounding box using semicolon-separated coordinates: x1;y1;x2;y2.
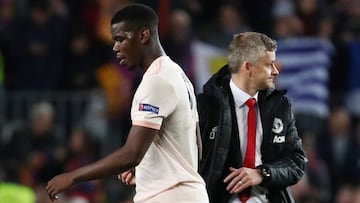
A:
46;125;156;201
119;121;202;185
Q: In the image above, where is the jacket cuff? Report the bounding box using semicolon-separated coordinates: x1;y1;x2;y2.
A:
256;165;271;185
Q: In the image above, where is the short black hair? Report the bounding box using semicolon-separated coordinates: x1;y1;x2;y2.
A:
111;4;159;31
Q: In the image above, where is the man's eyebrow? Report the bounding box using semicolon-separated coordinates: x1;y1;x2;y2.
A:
122;31;134;38
113;31;134;40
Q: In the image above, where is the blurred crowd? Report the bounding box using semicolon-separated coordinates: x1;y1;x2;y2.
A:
0;0;360;203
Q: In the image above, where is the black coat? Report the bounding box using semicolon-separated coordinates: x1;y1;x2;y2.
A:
197;65;307;203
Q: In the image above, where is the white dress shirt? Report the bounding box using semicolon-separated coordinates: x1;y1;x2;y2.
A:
228;79;269;203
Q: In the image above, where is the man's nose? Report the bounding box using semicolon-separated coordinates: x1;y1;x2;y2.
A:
272;64;279;75
113;41;120;51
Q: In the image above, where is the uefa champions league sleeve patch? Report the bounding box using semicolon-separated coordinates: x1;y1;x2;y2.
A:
139;103;159;114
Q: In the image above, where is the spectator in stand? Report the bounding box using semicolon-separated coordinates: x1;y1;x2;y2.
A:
199;1;252;49
318;106;353;201
3;101;65;203
63;26;101;90
294;131;331;203
341;0;360;119
163;9;196;84
273;1;335;135
241;0;274;36
7;0;68;90
3;101;65;187
163;7;227;93
294;0;331;36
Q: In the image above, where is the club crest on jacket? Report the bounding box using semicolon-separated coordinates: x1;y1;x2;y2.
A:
272;117;284;134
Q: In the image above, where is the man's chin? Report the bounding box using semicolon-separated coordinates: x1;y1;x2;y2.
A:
266;83;275;89
260;83;275;90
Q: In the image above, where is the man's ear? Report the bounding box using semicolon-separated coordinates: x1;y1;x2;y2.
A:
242;61;254;78
239;61;251;72
243;61;252;72
139;28;150;44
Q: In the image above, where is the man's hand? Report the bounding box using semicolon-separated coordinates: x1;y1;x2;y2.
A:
118;168;136;185
45;125;157;201
46;172;75;201
223;167;263;194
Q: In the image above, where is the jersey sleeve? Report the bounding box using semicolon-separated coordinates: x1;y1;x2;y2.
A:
131;75;177;130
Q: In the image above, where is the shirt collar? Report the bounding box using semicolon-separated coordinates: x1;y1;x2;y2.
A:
229;79;258;107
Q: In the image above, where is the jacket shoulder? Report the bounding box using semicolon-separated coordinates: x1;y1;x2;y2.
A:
197;93;219;106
